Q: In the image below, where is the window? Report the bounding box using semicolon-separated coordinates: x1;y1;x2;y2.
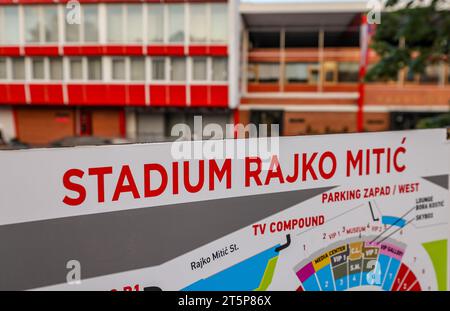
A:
127;5;143;43
70;58;83;80
190;4;207;43
0;6;20;44
88;58;102;80
44;6;58;43
152;58;166;80
112;58;126;80
285;31;319;48
107;5;124;43
66;5;98;43
211;4;228;43
148;4;164;43
212;58;228;81
252;63;279;83
249;31;280;48
419;64;441;84
286;63;309;83
84;5;99;42
24;6;59;43
49;58;63;80
192;57;207;81
285;63;318;84
168;5;184;43
170;57;186;81
32;58;45;80
0;58;7;79
65;19;80;42
130;57;145;81
338;62;359;82
24;6;41;43
12;58;25;80
448;65;450;85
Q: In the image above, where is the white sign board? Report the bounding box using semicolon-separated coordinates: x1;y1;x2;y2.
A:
0;129;449;291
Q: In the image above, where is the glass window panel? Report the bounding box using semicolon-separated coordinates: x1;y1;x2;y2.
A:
448;65;450;84
49;58;63;80
66;22;80;42
12;58;25;80
70;58;83;80
247;64;257;82
211;4;227;43
0;58;7;79
107;5;124;43
0;9;3;43
256;63;279;83
3;7;20;44
25;6;41;43
419;64;441;84
152;58;165;80
212;58;227;81
337;62;359;82
130;57;145;81
127;5;143;43
190;4;206;43
88;58;102;80
170;57;186;81
168;5;184;43
112;58;126;80
44;6;58;43
32;58;45;79
148;4;164;43
84;5;98;42
192;57;207;81
286;63;309;83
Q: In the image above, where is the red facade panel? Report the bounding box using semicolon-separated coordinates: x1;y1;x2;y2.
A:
209;46;228;56
105;85;127;105
149;85;167;106
0;84;27;104
1;45;226;57
127;85;147;106
0;47;21;56
67;84;85;105
210;85;228;107
190;85;209;107
64;46;104;56
188;45;228;56
29;84;64;105
24;46;60;56
147;45;185;56
168;85;187;106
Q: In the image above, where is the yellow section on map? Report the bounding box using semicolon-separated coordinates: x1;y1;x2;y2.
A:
312;252;330;271
348;242;363;260
328;245;347;257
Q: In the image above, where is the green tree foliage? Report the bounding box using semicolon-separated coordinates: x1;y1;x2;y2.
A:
366;0;449;82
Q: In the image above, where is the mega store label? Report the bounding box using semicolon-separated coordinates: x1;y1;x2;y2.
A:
0;129;449;291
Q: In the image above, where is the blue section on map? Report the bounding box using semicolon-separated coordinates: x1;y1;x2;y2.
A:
377;254;391;287
182;245;279;291
316;265;335;291
382;258;400;291
334;276;348;291
348;269;362;288
361;272;370;286
302;275;321;291
382;216;406;228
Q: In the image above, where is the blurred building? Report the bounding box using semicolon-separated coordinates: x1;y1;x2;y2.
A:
0;0;239;145
0;0;449;146
237;1;450;136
